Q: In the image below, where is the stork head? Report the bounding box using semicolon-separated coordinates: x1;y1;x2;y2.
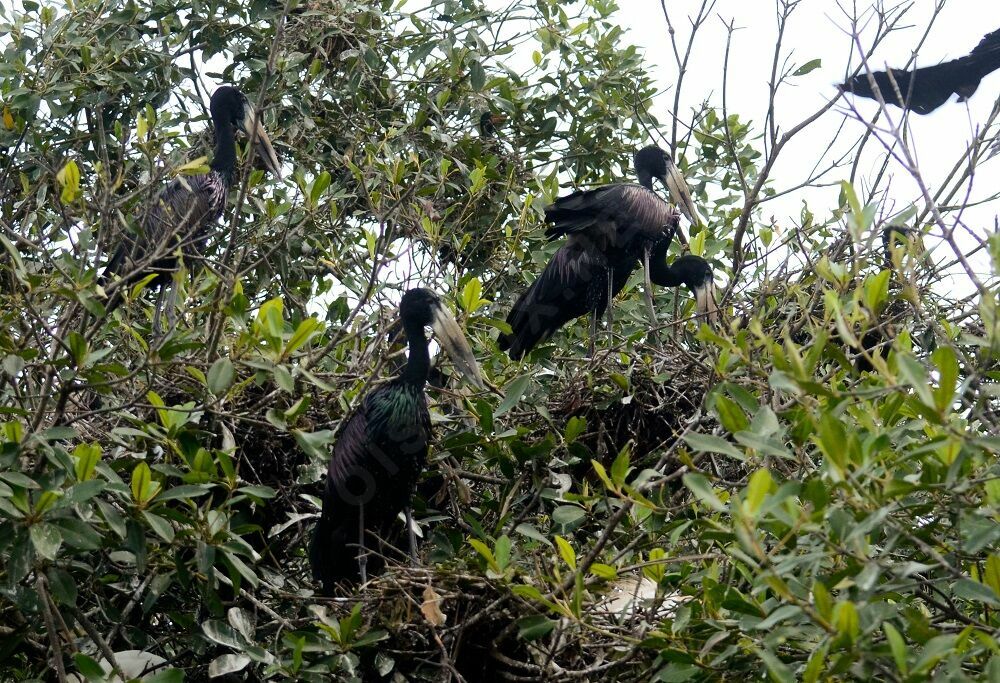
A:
210;86;281;177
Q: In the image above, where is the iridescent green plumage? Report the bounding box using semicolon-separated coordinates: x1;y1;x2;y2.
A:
311;288;483;593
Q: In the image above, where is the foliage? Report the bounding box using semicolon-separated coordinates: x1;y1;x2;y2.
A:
1;0;999;680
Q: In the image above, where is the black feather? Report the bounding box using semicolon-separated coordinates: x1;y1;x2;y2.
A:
311;288;470;593
500;149;680;358
98;86;250;315
841;27;1000;114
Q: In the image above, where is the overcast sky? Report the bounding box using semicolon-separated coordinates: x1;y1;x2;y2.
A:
616;1;1000;288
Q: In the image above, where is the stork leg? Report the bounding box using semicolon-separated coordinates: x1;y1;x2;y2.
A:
643;245;657;323
357;504;368;584
643;245;660;345
606;268;615;349
588;311;597;360
151;287;166;339
405;506;418;565
163;284;179;334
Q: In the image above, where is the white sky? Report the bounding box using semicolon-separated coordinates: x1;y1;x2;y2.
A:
618;0;1000;290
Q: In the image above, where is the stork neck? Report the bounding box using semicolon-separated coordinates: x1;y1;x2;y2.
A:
636;168;654;190
210;121;237;185
648;241;683;287
401;321;430;388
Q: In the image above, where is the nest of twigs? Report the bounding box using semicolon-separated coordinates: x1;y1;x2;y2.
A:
341;566;659;682
550;340;713;468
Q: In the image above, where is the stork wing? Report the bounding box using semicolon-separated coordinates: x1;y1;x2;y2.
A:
544;184;675;248
500;243;607;358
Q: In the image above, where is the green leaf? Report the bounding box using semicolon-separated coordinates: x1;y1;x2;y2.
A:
591;460;614;491
812;580;833;620
207;357;235;395
174;155;209;175
284;317;323;357
494;534;511;570
209;654;251;677
952;578;1000;606
744;468;772;516
0;471;38;489
67;332;88;367
644;547;666;583
689;228;706;256
896;353;935;408
273;365;295;393
57;159;80;202
802;643;828;683
73;653;106;680
468;538;498;571
610;445;631;487
932;346;958;412
146;669;184;683
832;601;860;644
755;604;801;630
552;505;586;529
130;462;161;505
72;442;101;482
793;58;822;76
496;374;531;417
30;522;62;560
143;511;175;542
202;620;246;648
310;171;332;206
589;563;616;580
129;273;159;300
564;416;586;443
863;269;891;312
883;622;907;674
469;164;486;194
984;553;1000;597
256;297;285;343
460;278;489;313
815;412;847;475
470;59;486;91
682;432;745;461
554;535;576;569
514;523;552;547
292;429;335;458
47;567;77;605
754;646;795;683
714;395;748;433
517;615;556;640
912;635;958;675
682;473;726;511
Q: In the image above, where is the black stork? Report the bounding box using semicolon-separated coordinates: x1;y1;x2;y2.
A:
648;237;718;323
310;288;484;593
498;146;710;359
479;111;507;138
98;86;280;331
840;27;1000;114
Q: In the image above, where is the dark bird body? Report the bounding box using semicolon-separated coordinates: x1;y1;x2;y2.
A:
499;146;712;358
311;380;431;586
99;86;279;323
311;289;483;593
479;111;507;138
841;28;1000;114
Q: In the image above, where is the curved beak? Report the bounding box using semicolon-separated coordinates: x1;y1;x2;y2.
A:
661;160;699;228
430;304;485;389
693;280;719;326
240;107;281;178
